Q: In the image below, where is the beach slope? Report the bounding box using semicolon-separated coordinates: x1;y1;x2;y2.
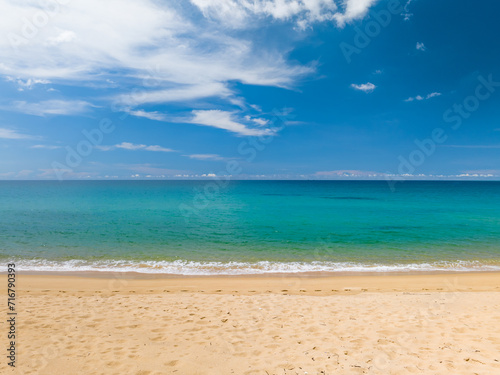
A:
2;272;500;374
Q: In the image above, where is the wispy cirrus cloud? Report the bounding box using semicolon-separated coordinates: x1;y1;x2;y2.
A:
6;100;93;117
97;142;175;152
405;92;441;102
115;83;233;108
0;127;34;139
126;107;276;137
5;76;50;91
350;82;376;93
188;110;276;136
185;154;229;161
127;109;168;121
31;144;62;150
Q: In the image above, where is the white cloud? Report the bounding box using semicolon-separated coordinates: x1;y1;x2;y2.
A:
36;169;98;179
402;0;414;21
191;0;339;29
5;76;50;91
45;29;76;46
128;110;167;121
0;127;33;139
97;142;175;152
416;42;426;51
244;115;269;126
189;110;275;136
143;145;175;152
315;169;383;177
0;0;314;108
31;144;62;149
190;0;378;29
333;0;378;27
0;0;377;105
7;100;93;116
405;92;441;102
459;170;500;176
0;0;377;136
426;92;441;98
116;83;232;107
350;82;376;93
185;154;227;161
127;107;276;137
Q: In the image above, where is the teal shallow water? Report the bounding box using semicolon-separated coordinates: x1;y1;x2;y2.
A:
1;180;500;274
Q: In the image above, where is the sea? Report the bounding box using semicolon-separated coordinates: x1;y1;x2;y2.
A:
1;180;500;275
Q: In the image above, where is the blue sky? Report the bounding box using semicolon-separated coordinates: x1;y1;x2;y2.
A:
1;0;499;180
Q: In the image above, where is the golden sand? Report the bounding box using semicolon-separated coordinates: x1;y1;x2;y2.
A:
2;272;500;374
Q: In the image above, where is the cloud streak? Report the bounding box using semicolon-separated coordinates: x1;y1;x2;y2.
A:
31;144;62;149
188;110;275;136
185;154;228;161
5;76;50;91
97;142;175;152
6;100;93;116
0;127;34;139
405;92;441;102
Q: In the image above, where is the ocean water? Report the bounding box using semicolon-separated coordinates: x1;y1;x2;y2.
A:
1;180;500;274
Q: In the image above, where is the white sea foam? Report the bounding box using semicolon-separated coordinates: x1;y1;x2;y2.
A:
12;259;500;275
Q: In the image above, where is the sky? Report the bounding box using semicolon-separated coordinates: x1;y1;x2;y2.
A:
1;0;500;180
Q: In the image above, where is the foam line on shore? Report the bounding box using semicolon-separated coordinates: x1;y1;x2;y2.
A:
12;258;500;275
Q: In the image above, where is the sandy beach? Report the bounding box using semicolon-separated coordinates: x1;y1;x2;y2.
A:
2;272;500;375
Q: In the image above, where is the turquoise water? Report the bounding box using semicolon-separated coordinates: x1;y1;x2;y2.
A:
1;180;500;274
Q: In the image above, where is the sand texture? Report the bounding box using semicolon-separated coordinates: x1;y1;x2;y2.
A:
1;272;500;374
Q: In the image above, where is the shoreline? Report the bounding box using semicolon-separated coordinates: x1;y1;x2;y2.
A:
9;268;500;278
7;258;500;277
8;270;500;280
